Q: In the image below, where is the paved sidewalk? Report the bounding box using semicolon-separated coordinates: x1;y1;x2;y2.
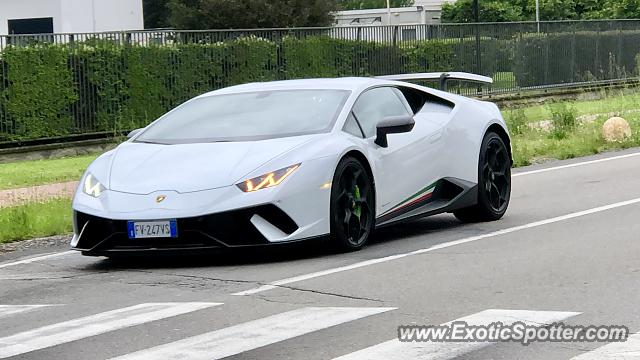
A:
0;181;78;208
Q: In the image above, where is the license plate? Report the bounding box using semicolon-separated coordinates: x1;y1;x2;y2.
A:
127;220;178;239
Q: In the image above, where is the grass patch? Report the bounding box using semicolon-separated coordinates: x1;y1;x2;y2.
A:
505;108;528;136
547;102;578;140
0;198;72;244
0;154;99;190
508;89;640;123
504;88;640;166
510;114;640;167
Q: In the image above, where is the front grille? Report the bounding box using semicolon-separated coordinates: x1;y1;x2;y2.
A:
74;204;299;252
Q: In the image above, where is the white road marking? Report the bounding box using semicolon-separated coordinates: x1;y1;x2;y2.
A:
0;305;55;319
333;309;580;360
0;273;78;280
570;332;640;359
513;151;640;177
0;251;75;269
0;302;221;359
233;253;412;295
108;307;395;360
233;196;640;296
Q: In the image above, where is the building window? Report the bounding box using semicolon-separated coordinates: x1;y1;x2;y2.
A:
350;17;382;25
402;28;417;41
8;17;54;35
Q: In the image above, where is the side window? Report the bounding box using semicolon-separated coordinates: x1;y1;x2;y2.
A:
352;87;411;138
343;112;364;138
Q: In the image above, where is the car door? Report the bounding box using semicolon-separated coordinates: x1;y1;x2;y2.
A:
351;86;445;219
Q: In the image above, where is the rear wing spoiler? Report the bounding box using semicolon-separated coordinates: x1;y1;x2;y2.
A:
376;72;493;91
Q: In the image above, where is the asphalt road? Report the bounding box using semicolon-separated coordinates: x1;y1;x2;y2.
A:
2;148;640;360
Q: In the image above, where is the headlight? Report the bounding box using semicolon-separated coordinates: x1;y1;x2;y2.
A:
237;164;300;192
83;173;105;198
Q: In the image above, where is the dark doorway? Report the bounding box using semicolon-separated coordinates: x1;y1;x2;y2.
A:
8;17;54;35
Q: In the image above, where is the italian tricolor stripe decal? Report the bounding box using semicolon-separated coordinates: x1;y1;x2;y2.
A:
381;181;438;217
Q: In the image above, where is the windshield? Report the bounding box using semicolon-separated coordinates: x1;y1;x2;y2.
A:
135;89;350;144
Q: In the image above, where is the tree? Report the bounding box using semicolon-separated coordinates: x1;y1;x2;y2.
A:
168;0;338;29
337;0;414;10
442;0;524;23
534;0;578;21
609;0;640;19
575;0;607;18
143;0;171;28
441;0;640;23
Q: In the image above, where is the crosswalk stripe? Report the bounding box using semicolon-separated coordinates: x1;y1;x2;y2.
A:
109;306;396;360
333;309;581;360
570;332;640;359
0;302;221;359
0;305;54;319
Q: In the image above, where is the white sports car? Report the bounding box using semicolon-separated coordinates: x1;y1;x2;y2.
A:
71;73;512;256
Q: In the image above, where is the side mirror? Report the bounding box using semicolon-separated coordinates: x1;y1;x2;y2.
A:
127;128;142;139
374;115;415;148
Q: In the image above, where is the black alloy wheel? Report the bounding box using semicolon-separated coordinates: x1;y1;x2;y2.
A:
330;157;375;251
454;132;511;222
483;136;511;212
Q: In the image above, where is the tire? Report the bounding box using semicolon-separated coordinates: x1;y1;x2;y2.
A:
330;156;375;251
454;131;511;223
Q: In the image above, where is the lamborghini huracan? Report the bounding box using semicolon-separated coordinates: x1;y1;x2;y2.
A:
71;73;512;256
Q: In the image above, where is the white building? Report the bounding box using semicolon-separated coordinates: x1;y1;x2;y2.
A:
334;0;456;27
0;0;144;35
414;0;458;14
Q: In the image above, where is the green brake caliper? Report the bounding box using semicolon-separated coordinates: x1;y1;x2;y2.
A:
353;185;362;218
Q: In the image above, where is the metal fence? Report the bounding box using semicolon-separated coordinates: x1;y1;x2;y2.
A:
1;20;640;143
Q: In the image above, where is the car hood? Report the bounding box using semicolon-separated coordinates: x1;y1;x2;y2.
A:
108;135;318;194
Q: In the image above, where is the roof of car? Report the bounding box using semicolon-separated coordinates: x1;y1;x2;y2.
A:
200;77;391;97
196;76;468;106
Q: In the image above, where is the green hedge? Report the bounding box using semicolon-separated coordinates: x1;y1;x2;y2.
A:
0;31;639;142
402;38;513;75
1;45;77;139
282;36;406;78
513;30;640;87
0;58;8;137
68;37;278;133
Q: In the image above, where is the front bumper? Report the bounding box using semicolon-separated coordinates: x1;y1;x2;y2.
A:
72;204;324;256
71;156;337;255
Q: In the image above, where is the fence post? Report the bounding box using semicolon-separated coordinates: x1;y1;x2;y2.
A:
544;29;549;85
617;26;623;78
473;0;481;91
392;25;398;48
595;27;600;80
475;24;482;92
570;29;576;83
